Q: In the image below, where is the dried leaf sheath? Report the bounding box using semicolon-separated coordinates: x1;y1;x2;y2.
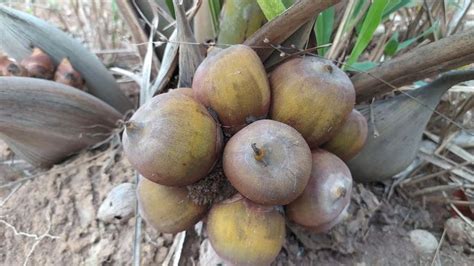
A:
0;77;122;168
0;6;133;113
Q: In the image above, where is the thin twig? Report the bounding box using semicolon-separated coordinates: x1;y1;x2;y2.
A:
442;191;474;227
411;183;474;197
401;161;472;186
0;183;22;207
430;228;446;266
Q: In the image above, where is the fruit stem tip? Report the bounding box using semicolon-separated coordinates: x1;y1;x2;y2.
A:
251;143;268;166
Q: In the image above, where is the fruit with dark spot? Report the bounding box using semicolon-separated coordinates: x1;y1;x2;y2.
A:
270;56;355;148
54;58;85;90
207;194;285;265
0;53;27;76
223;119;312;205
123;92;223;186
323;109;368;161
21;47;55;79
192;44;270;134
137;177;207;233
286;149;352;231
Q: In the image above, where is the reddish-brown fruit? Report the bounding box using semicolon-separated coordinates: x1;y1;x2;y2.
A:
122;93;223;186
286;149;352;230
54;58;85;90
0;54;27;77
207;194;285;265
193;44;271;134
223;119;312;205
323;109;368;161
21;47;55;79
137;177;207;233
270;56;355;148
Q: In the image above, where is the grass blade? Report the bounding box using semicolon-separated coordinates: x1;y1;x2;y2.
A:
383;0;412;19
345;0;389;68
384;31;399;56
397;21;439;52
315;6;335;56
209;0;222;34
257;0;287;21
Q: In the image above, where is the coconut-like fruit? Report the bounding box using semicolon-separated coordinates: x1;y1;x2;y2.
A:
286;149;352;229
270;56;355;148
137;178;207;233
207;194;285;265
223;119;312;205
21;47;55;79
193;44;270;134
0;53;27;76
122;92;223;186
54;58;85;90
322;109;368;161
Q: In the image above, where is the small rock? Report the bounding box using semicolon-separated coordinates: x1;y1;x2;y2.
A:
445;218;466;245
409;229;439;254
97;183;135;223
445;217;474;250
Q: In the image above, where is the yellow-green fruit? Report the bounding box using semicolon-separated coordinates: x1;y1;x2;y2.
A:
193;45;271;134
217;0;266;44
122;92;223;186
270;56;355;148
137;178;207;233
323;109;368;161
207;194;285;265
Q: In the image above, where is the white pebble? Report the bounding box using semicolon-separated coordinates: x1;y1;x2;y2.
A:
97;183;136;223
409;229;439;254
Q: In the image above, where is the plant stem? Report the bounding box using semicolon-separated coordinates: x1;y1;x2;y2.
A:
351;28;474;102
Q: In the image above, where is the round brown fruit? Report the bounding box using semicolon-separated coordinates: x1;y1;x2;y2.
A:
54;58;85;90
286;149;352;229
122;92;223;186
270;56;355;148
193;44;271;134
223;119;312;205
21;47;55;79
0;53;27;77
322;109;368;161
137;177;207;233
207;194;285;265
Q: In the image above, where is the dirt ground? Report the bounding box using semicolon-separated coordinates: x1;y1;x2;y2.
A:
1;138;472;265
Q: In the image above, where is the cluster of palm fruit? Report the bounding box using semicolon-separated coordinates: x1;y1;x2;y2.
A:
0;47;84;90
123;45;368;265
